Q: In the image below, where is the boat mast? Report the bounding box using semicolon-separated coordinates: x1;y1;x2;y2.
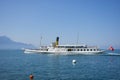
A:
40;36;42;48
75;33;79;50
76;33;79;45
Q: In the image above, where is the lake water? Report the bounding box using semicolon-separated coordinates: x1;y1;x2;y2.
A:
0;50;120;80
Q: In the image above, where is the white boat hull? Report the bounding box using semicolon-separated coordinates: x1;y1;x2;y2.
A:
24;49;104;55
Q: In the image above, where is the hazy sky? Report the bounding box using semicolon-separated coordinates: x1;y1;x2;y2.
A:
0;0;120;48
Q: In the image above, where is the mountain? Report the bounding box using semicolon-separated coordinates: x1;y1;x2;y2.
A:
0;36;35;49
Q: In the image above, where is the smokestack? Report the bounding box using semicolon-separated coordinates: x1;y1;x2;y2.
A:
56;37;59;46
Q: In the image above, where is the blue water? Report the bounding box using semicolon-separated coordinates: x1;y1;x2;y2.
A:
0;50;120;80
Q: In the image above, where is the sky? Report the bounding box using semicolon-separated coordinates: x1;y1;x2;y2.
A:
0;0;120;49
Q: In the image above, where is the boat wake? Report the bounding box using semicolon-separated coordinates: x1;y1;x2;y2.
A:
106;53;120;56
24;51;35;54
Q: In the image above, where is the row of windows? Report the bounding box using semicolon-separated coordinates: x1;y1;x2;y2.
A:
67;49;99;51
58;46;86;48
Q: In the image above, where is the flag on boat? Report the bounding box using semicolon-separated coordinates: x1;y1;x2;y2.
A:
108;46;114;51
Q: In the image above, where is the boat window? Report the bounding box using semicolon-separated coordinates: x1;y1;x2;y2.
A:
94;49;96;51
81;49;82;51
68;49;71;51
77;49;79;51
84;49;86;51
90;49;92;51
87;49;89;51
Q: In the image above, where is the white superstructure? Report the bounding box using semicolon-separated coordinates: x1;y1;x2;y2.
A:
24;37;104;55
